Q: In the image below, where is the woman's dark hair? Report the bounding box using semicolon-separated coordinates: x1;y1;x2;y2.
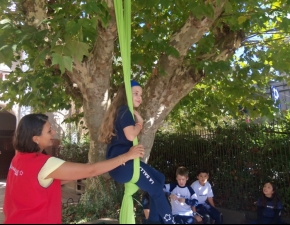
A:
260;181;281;208
13;113;48;153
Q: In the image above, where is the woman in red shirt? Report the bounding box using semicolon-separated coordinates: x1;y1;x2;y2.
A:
3;113;145;224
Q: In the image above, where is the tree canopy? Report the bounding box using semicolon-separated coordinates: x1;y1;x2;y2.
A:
1;0;290;162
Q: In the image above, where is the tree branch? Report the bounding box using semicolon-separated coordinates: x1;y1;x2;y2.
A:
160;0;227;76
21;0;47;28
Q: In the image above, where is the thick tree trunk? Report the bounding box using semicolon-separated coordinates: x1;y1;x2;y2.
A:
21;0;116;164
68;0;116;164
140;69;205;162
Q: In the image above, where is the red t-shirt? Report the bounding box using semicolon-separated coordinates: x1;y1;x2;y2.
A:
4;152;62;224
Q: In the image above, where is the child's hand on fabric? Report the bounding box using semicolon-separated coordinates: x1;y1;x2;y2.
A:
134;110;143;124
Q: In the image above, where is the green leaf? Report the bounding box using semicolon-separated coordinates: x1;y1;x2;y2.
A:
0;45;14;67
90;17;98;29
224;1;232;13
66;40;90;63
160;0;172;8
32;48;50;67
65;20;81;36
238;16;247;25
189;2;204;20
145;0;158;8
79;26;83;41
51;45;72;56
63;56;73;72
51;53;73;74
202;3;215;18
165;46;180;58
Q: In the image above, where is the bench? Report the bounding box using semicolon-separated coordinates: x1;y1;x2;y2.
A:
216;207;246;224
245;210;290;224
82;208;290;224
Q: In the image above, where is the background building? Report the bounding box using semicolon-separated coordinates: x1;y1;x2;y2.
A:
0;63;73;179
267;81;290;111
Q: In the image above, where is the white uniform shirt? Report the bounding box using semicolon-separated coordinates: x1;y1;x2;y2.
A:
191;180;214;204
164;183;198;216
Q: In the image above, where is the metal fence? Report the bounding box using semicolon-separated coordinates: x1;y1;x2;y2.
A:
149;122;290;216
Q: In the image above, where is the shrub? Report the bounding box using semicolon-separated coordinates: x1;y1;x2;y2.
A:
58;142;89;163
62;177;124;224
62;176;145;224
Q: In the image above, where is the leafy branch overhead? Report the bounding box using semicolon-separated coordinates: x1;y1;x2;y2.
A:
0;0;290;161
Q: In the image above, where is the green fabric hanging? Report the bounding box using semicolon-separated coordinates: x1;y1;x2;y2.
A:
114;0;140;224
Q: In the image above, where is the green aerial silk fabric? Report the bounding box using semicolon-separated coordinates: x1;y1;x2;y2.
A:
114;0;140;224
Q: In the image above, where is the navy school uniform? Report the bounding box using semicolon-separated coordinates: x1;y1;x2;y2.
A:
106;105;174;224
248;197;285;224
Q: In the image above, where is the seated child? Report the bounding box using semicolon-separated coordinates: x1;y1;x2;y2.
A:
164;166;202;224
191;169;222;224
248;181;286;224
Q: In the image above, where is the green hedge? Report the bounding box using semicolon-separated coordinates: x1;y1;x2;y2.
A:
149;123;290;216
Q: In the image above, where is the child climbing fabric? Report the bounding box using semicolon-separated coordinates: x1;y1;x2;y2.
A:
98;81;174;224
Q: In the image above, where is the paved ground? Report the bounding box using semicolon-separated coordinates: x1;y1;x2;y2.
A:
0;179;81;224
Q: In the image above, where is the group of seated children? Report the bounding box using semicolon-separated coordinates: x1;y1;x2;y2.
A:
142;167;286;224
142;167;222;224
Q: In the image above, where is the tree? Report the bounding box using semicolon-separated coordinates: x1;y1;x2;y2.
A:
1;0;290;165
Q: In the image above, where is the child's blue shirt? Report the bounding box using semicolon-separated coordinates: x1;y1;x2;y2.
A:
106;105;135;159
